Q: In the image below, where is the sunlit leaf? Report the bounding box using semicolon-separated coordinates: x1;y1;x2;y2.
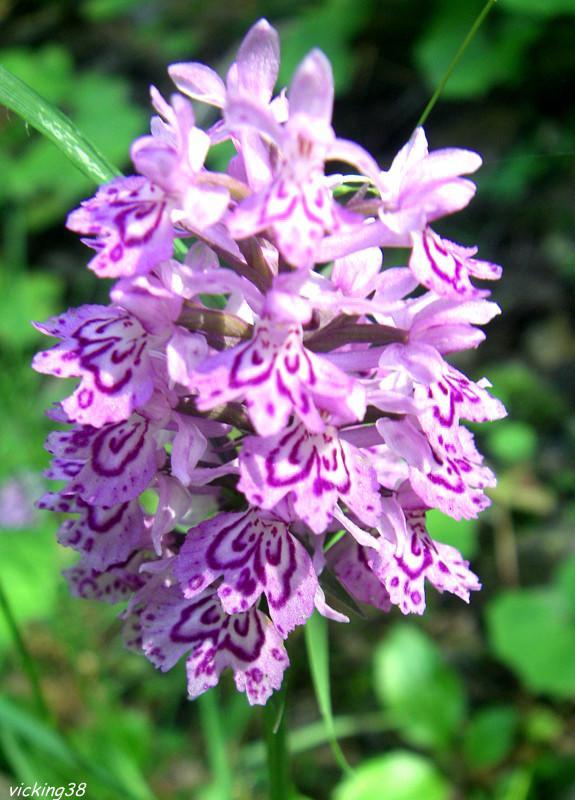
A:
373;624;466;752
334;751;450;800
486;421;538;465
486;560;575;699
463;706;518;770
0;272;62;349
0;525;59;651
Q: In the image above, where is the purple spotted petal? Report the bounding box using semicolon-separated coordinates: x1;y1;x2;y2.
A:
67;416;161;506
175;509;317;636
326;537;391;611
33;305;155;427
410;228;501;299
64;549;150;603
192;318;365;435
369;509;480;614
239;421;382;534
67;176;174;279
137;585;288;704
409;426;497;520
378;415;495;520
415;366;506;443
44;424;97;459
38;491;148;569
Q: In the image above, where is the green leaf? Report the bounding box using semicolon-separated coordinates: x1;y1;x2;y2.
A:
486;586;575;698
278;0;373;93
426;510;478;559
492;766;533;800
0;698;77;766
0;46;73;105
373;624;466;752
0;727;43;784
333;751;450;800
415;2;538;100
463;706;519;770
2;64;145;229
0;64;120;185
0;272;62;349
83;0;141;20
483;361;566;430
264;682;290;800
553;555;575;617
304;612;352;773
196;689;234;800
523;706;563;744
0;525;59;651
486;421;538;465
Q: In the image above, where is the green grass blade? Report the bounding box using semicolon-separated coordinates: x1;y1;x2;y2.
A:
0;698;77;767
0;727;42;785
304;612;353;775
0;698;149;800
0;65;190;265
197;689;234;800
0;578;51;722
0;65;120;184
416;0;498;128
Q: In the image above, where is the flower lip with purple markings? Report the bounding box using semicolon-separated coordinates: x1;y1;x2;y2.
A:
34;16;504;705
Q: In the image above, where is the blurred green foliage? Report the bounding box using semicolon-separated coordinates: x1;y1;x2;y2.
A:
0;0;574;798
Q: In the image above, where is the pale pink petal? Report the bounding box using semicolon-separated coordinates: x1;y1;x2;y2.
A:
288;49;333;123
234;18;280;103
168;62;227;107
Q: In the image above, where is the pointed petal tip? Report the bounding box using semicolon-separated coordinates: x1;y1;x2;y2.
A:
289;48;334;121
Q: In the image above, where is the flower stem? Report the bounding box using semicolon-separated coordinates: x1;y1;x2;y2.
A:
178;304;254;345
416;0;498;129
264;682;291;800
197;688;234;800
0;578;51;722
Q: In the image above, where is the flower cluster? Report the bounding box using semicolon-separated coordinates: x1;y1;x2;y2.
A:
34;20;505;705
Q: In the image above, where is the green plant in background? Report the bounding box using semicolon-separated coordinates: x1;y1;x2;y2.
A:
1;0;574;798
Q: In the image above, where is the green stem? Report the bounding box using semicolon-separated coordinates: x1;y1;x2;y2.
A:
416;0;498;128
264;682;291;800
0;578;51;722
197;689;233;800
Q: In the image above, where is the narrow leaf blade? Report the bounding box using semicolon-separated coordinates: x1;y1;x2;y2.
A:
304;612;353;774
0;65;120;184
